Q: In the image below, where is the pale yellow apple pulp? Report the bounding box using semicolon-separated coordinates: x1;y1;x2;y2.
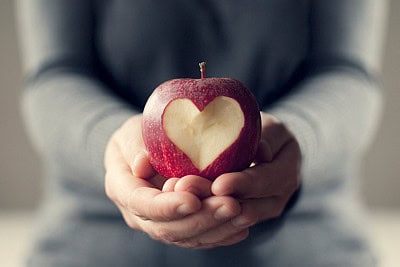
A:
163;96;245;171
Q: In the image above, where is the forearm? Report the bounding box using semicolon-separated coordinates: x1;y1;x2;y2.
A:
267;69;382;187
266;0;387;189
21;70;136;188
16;0;137;190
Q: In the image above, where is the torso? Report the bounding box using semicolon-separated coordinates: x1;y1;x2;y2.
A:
95;0;310;109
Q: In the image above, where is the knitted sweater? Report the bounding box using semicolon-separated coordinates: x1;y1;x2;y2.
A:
16;0;387;266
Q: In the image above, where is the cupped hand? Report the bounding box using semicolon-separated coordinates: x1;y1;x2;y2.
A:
211;112;301;227
104;115;244;249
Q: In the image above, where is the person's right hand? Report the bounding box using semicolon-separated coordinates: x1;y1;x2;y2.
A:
104;114;244;249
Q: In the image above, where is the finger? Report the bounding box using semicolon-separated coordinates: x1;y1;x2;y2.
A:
255;139;274;163
147;173;168;190
176;228;249;249
139;196;241;244
256;113;294;163
131;151;156;179
231;196;288;225
151;197;285;249
114;116;156;178
105;146;201;221
105;137;153;202
162;178;180;192
212;140;300;199
173;196;280;249
128;188;202;221
107;169;200;221
211;165;273;199
104;136;124;170
174;175;213;199
115;116;145;165
180;220;249;248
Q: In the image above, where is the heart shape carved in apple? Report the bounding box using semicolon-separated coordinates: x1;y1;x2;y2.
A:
163;96;244;171
142;62;261;179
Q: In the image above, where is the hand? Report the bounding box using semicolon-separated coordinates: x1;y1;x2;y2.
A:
211;112;301;227
104;115;243;249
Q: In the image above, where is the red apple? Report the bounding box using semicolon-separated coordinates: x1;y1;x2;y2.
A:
142;62;261;180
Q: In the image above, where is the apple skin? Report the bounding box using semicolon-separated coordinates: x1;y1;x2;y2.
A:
142;77;261;180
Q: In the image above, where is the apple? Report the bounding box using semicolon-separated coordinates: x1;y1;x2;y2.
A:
142;62;261;180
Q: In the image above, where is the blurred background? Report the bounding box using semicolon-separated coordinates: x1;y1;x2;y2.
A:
1;0;399;266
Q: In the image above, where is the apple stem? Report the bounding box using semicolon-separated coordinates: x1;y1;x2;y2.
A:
199;62;206;79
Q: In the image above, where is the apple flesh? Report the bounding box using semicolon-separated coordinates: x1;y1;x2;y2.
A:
142;64;261;180
163;96;245;171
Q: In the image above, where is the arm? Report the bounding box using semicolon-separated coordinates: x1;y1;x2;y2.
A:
212;0;388;227
16;0;246;248
16;0;135;191
104;0;388;248
267;0;387;187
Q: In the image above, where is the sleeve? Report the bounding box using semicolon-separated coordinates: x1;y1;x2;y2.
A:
266;0;388;188
15;0;136;190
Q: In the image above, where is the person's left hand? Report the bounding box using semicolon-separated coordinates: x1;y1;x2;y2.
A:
210;112;301;228
167;112;301;246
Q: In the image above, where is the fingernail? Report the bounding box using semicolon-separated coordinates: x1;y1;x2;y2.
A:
177;204;193;216
214;205;234;220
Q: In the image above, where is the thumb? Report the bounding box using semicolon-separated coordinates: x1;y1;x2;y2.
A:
131;151;156;179
254;140;274;163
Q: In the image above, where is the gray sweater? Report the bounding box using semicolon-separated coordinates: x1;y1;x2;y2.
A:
16;0;387;266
